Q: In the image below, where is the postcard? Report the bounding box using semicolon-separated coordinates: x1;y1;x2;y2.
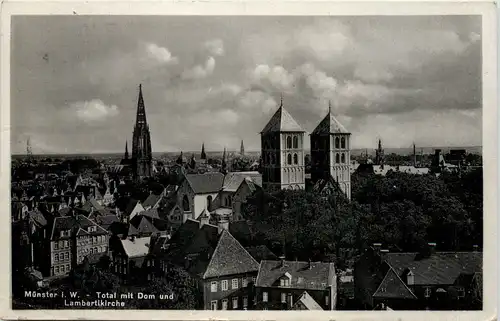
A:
0;1;497;320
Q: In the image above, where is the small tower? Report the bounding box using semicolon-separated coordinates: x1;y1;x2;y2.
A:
240;140;245;156
375;139;384;165
260;95;306;192
124;141;129;160
221;147;227;175
310;101;351;200
201;143;207;161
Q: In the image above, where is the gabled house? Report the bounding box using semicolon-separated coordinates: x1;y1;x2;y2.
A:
354;243;483;310
255;259;337;310
291;291;325;310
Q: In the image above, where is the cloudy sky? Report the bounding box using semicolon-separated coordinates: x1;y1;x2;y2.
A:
11;15;482;154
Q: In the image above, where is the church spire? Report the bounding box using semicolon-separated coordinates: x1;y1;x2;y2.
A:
221;147;227;174
240;140;245;156
125;141;129;160
136;84;147;126
328;100;332;114
201;143;207;160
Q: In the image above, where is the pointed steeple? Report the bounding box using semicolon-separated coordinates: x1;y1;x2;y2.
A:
201;143;207;160
221;147;227;174
125;141;129;160
261;97;304;134
240;140;245;156
311;101;349;135
176;151;184;164
136;84;147;126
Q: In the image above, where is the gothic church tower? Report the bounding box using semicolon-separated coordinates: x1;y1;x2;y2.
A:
131;84;153;180
260;99;305;192
310;102;351;200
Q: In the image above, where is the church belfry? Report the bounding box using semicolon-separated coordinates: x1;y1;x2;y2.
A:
310;102;351;200
131;84;153;180
260;97;305;192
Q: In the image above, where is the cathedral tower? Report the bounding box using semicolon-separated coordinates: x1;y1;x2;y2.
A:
260;98;305;192
131;84;153;180
310;102;351;200
240;140;245;156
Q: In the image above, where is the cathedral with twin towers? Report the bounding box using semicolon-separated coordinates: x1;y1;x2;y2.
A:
260;99;351;200
123;85;351;200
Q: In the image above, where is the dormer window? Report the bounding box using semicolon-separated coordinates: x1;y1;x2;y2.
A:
406;270;414;285
279;272;292;287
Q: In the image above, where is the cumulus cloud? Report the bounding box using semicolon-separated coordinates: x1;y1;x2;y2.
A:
238;91;277;114
250;64;296;92
71;99;119;122
182;56;216;80
145;43;178;64
204;39;225;56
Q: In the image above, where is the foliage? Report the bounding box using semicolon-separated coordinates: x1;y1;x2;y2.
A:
130;266;201;309
243;169;483;268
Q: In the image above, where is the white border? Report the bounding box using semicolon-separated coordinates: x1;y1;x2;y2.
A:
0;1;497;320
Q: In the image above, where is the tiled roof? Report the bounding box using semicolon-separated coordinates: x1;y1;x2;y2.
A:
222;172;262;192
184;223;219;256
311;111;349;135
372;267;418;299
135;216;159;235
51;215;107;240
120;236;151;259
140;208;160;220
256;260;335;290
245;245;278;262
294;291;324;310
124;199;143;216
203;230;259;279
142;193;163;209
28;210;48;227
261;106;305;133
95;215;120;230
385;252;482;285
185;172;225;194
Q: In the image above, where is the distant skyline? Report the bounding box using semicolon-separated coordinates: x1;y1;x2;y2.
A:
11;16;482;155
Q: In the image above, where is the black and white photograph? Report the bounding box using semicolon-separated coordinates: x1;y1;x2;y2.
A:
3;2;497;318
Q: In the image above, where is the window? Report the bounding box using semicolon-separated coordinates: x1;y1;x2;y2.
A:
211;300;217;310
243;296;248;308
243;278;248;288
55;266;59;274
232;297;238;309
280;279;285;287
182;195;190;212
222;299;228;310
90;248;94;254
207;196;212;210
325;295;330;305
54;242;58;250
211;281;218;292
341;137;346;149
293;153;298;164
263;292;268;302
221;280;228;291
64;240;69;248
281;293;286;303
336;154;340;164
287;154;292;165
252;277;256;284
66;264;70;271
61;265;65;273
60;231;64;237
341;153;346;164
54;254;59;262
293;136;298;149
335;137;340;149
232;278;239;289
458;287;465;298
424;287;431;298
65;252;69;260
94;247;98;253
286;136;292;149
59;241;64;248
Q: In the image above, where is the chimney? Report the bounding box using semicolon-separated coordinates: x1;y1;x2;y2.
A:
279;255;286;268
308;259;312;270
473;244;479;252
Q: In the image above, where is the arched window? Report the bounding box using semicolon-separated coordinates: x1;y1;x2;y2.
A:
293;136;298;149
341;137;346;149
341;153;346;163
293;153;298;164
182;195;190;212
207;196;212;210
287;154;292;165
335;153;340;164
286;136;292;149
335;137;340;149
